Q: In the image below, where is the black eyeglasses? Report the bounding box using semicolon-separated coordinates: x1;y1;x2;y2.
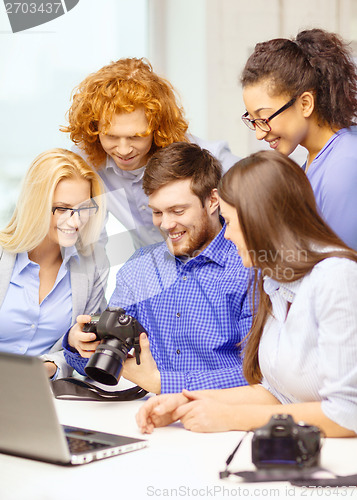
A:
52;198;99;219
241;97;297;132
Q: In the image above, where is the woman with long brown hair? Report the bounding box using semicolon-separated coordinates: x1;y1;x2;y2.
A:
136;150;357;438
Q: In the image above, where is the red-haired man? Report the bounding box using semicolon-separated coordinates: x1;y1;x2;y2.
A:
62;58;238;248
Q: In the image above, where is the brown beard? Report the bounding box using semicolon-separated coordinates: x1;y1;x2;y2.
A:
162;211;220;258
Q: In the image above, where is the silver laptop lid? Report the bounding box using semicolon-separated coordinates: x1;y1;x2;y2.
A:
0;352;71;463
0;352;147;465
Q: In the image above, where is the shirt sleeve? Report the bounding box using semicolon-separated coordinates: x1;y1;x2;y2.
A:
62;331;88;376
315;260;357;432
320;155;357;249
233;278;253;351
213;141;240;174
108;270;136;309
40;350;74;379
160;361;247;393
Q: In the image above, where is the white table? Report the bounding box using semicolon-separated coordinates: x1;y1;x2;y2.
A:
1;396;357;500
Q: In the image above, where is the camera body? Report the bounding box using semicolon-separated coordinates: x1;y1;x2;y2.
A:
252;414;321;468
83;307;147;386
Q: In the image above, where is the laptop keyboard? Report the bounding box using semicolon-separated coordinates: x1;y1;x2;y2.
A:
66;436;106;454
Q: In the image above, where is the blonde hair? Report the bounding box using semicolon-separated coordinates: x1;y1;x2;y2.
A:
61;57;189;168
0;148;105;255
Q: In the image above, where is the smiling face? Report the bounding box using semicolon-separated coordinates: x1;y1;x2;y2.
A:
49;177;92;248
149;179;220;257
242;81;310;156
219;198;253;267
98;107;154;171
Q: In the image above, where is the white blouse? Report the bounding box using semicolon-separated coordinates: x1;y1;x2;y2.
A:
259;256;357;432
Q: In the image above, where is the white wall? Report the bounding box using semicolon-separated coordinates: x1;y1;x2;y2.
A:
149;0;357;163
0;0;149;226
2;0;357;296
148;0;208;138
2;0;356;225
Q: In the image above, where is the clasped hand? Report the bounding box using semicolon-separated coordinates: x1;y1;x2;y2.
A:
136;390;232;433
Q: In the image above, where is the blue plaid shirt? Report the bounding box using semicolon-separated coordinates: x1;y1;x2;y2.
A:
64;224;252;392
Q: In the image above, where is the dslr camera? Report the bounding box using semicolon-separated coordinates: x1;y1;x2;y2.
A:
252;414;321;468
83;307;147;386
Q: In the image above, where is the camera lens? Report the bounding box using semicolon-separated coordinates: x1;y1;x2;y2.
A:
84;337;129;385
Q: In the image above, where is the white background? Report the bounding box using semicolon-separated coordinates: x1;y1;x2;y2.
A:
1;0;357;293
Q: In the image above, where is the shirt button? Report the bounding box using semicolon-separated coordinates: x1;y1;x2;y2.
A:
176;349;181;355
141;205;146;210
182;276;187;281
31;324;35;328
176;312;181;318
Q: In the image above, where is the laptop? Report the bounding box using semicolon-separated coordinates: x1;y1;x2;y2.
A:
0;351;147;465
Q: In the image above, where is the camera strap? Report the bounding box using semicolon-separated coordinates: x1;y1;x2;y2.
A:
222;468;357;487
291;474;357;487
221;467;325;483
51;377;148;401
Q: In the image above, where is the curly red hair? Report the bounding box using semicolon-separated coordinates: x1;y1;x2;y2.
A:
61;58;189;168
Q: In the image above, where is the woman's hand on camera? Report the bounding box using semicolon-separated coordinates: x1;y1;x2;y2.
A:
68;315;100;358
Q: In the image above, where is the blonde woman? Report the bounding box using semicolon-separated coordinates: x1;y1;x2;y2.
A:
0;149;108;378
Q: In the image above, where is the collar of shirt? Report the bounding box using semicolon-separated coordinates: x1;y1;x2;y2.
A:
15;246;79;275
11;252;41;289
263;276;302;323
313;129;346;163
263;276;302;304
105;156;146;182
15;251;37;275
305;127;357;170
61;245;80;266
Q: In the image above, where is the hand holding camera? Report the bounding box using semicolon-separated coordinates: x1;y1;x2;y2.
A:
68;315;101;358
68;307;161;393
122;332;161;394
82;307;147;386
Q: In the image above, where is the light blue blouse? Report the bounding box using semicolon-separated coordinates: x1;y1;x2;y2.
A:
0;248;75;356
259;256;357;433
306;127;357;250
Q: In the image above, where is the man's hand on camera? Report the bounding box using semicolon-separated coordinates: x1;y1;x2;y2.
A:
68;315;101;358
122;332;161;394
